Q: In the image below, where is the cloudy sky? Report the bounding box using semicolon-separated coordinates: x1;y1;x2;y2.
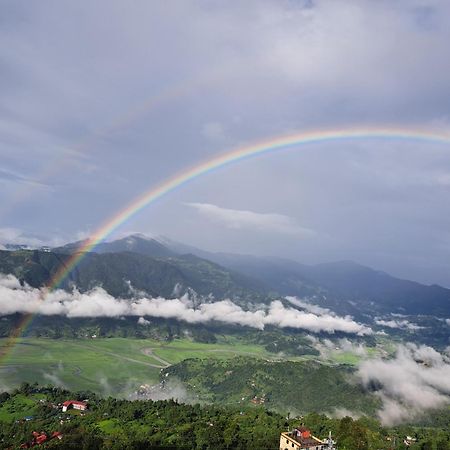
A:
1;0;450;286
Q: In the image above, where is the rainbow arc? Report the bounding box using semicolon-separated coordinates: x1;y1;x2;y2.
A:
1;125;450;362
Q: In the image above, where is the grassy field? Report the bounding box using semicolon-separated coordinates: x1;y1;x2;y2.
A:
0;336;387;398
0;392;48;422
0;337;276;396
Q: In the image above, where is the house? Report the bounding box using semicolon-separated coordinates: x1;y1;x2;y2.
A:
404;436;417;446
280;427;336;450
62;400;88;412
20;431;62;448
250;396;265;405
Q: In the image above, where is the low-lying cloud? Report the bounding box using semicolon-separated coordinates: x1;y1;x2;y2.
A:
359;344;450;425
375;318;423;331
0;274;370;335
306;335;368;359
286;296;332;315
129;379;194;404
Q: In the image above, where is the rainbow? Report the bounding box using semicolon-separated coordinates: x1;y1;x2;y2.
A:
2;125;450;361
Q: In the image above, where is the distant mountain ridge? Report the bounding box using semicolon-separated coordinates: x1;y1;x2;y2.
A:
57;234;450;317
1;233;449;317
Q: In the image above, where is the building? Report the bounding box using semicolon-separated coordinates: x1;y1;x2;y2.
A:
62;400;88;412
280;427;336;450
20;431;62;448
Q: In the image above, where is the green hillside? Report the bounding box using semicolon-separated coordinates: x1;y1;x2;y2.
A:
0;249;269;301
162;357;380;414
0;336;380;412
1;384;448;450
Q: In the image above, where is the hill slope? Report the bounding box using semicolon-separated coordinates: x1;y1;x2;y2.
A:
0;249;269;301
162;357;380;414
144;236;450;316
3;233;450;316
179;250;450;317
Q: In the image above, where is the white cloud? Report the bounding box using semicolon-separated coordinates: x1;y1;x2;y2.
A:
375;318;423;331
0;228;43;248
330;408;362;420
286;296;331;315
137;317;151;325
308;335;368;360
339;337;367;357
0;227;65;248
186;202;316;236
359;343;450;425
0;274;370;335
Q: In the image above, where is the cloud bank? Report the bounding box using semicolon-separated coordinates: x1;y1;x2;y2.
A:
0;274;370;335
359;344;450;425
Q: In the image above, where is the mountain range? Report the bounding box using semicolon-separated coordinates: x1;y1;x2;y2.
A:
1;233;449;317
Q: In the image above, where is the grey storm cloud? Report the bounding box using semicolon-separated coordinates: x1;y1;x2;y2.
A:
359;343;450;425
0;274;371;335
1;1;450;286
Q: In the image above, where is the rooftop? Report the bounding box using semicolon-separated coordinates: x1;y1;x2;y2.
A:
62;400;87;407
282;427;325;448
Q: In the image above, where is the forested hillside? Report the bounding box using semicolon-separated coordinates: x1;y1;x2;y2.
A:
162;358;380;414
0;249;269;301
1;384;449;449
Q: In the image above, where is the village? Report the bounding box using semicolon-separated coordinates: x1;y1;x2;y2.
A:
2;385;440;450
18;399;88;448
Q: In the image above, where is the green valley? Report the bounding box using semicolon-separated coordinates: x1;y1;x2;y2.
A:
0;335;385;417
0;337;276;396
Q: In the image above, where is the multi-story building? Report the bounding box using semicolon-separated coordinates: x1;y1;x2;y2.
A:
280;426;336;450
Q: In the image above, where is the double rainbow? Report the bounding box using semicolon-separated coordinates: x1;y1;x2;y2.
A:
1;125;450;361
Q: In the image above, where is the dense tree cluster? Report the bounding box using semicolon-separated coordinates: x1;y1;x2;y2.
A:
162;357;380;414
0;384;448;449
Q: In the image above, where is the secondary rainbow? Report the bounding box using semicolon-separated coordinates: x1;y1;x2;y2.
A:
2;125;450;362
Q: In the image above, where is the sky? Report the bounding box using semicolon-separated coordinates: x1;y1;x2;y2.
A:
1;0;450;286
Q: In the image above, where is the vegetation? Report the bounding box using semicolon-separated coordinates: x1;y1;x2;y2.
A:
162;357;380;414
0;249;269;301
0;384;449;449
0;314;374;359
0;333;382;401
0;336;279;396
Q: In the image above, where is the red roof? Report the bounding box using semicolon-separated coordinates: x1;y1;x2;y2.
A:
62;400;87;407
